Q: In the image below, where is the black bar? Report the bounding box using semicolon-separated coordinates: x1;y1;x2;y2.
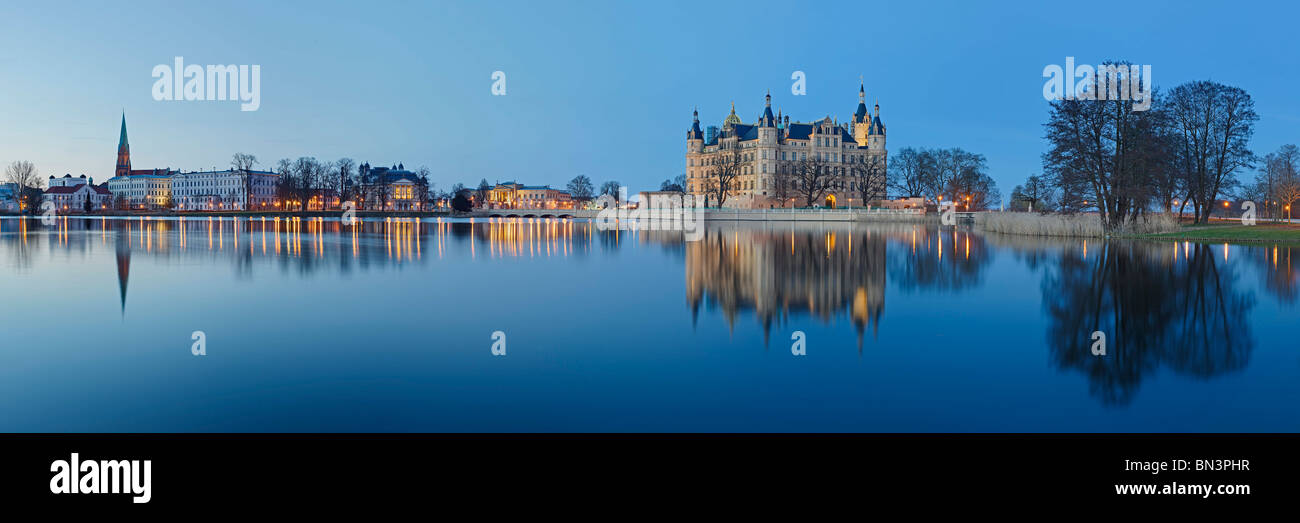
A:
1;434;1292;510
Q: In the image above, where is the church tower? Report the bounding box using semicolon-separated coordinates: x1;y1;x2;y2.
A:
115;113;131;178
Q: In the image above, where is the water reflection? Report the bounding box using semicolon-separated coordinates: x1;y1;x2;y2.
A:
0;216;611;314
1;216;1295;413
1040;241;1255;405
683;224;996;347
888;227;993;292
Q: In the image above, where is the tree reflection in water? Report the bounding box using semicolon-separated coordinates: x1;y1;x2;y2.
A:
1041;241;1255;405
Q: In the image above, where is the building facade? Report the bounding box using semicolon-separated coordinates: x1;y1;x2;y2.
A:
44;183;112;211
686;84;887;208
172;169;279;211
106;170;176;209
358;163;425;211
485;182;573;209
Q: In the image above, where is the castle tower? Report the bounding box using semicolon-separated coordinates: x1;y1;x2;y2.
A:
867;99;886;152
853;81;871;147
757;92;778;203
115;113;131;178
686;108;705;194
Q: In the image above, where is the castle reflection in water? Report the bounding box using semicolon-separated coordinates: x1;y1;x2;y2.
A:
1;215;1297;407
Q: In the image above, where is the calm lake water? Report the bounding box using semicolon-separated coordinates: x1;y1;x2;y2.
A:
1;216;1297;432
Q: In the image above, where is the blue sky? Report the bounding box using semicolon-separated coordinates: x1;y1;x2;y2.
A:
1;0;1296;198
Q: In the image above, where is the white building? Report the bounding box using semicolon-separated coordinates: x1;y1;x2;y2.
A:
106;169;176;209
358;164;426;211
44;183;112;211
172;169;279;211
48;174;92;188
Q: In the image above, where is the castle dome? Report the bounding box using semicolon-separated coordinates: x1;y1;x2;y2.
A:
723;101;741;126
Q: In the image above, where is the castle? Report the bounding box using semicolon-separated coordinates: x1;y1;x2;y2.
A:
686;83;887;208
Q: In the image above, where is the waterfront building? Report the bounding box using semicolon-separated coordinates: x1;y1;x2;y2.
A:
487;182;523;208
486;181;573;209
516;186;572;209
172;169;279;211
358;163;425;211
44;183;112;211
106;169;176;209
686;84;887;209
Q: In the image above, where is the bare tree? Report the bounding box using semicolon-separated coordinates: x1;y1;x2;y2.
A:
1255;145;1299;220
764;158;792;208
887;147;926;198
1011;174;1055;212
793;155;834;207
567;175;594;200
851;154;887;207
1044;68;1170;228
659;174;685;193
230;153;258;211
316;160;338;210
336;158;356;206
274;158;294;209
292;157;319;211
415;166;432;210
1167;80;1258;224
704;148;742;207
4;160;41;212
599;180;621;197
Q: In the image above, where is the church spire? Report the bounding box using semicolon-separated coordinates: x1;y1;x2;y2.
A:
119;111;128;148
115;112;131;178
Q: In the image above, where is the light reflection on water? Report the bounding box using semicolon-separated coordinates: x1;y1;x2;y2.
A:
0;216;1297;431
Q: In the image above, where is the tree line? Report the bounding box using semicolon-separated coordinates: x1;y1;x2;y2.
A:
887;147;1000;211
1017;72;1265;228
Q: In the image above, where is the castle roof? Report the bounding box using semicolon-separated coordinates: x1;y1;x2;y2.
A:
869;115;885;135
